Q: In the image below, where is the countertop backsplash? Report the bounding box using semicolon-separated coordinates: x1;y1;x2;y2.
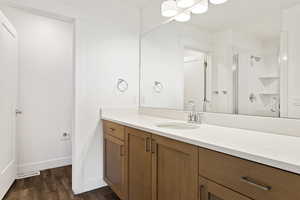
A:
139;107;300;137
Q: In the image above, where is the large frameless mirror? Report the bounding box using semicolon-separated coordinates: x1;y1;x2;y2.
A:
140;0;300;119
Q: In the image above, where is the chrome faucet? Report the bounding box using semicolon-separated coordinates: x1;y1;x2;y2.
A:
188;111;203;124
187;100;202;124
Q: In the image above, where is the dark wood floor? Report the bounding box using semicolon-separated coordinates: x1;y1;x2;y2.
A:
4;166;120;200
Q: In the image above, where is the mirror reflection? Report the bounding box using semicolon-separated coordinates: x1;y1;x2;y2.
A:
140;0;300;119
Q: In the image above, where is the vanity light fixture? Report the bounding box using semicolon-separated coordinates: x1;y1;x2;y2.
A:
161;0;228;22
177;0;195;8
191;0;208;14
209;0;228;5
175;10;192;22
161;0;178;17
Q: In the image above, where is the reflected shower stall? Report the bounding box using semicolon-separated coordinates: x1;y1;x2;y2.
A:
206;30;282;117
211;48;281;117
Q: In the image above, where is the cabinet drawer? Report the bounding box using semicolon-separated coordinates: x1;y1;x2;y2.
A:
199;176;252;200
103;120;125;140
199;147;300;200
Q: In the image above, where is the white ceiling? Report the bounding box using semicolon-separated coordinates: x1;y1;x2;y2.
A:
138;0;300;40
127;0;300;9
185;0;300;40
123;0;153;8
24;0;300;39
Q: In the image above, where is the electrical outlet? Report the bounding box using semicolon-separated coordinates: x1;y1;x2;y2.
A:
61;132;71;141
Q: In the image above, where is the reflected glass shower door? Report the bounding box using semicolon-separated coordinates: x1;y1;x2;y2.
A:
232;54;239;114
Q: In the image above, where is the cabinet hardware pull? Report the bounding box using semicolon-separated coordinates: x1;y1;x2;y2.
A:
240;176;271;191
151;139;156;154
145;137;150;152
199;185;205;200
120;145;124;156
109;128;115;131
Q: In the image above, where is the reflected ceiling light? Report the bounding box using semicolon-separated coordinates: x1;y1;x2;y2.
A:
191;0;208;14
177;0;195;8
282;55;288;61
161;0;178;17
209;0;228;5
175;11;191;22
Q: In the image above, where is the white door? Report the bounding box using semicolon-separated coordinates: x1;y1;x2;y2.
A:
0;11;18;199
5;8;73;175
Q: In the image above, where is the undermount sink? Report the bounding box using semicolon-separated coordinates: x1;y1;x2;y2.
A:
156;122;200;130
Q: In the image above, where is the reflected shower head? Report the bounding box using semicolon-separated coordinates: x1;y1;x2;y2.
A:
250;55;261;67
251;55;261;62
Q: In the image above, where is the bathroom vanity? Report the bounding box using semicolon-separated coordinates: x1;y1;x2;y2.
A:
101;1;300;199
102;112;300;200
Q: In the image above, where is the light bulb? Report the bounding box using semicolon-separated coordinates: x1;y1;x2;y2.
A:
175;11;191;22
191;0;208;14
177;0;195;8
209;0;228;5
161;0;178;17
282;55;288;61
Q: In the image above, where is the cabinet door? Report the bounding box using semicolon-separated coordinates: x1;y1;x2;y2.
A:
199;177;252;200
104;134;127;199
126;128;152;200
151;135;198;200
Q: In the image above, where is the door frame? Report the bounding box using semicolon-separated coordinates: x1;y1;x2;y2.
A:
0;0;76;186
0;9;18;199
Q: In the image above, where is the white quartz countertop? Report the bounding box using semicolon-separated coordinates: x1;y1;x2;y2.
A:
101;110;300;175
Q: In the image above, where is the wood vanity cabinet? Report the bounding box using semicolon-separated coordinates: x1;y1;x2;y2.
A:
198;147;300;200
126;127;152;200
103;121;127;199
103;120;300;200
151;134;198;200
103;120;198;200
126;127;199;200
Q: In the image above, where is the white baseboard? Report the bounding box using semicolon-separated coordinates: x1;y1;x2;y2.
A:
17;156;72;179
84;178;106;193
73;178;106;195
16;171;40;179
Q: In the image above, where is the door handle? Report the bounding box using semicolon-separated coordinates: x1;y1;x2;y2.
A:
199;185;205;200
16;109;22;115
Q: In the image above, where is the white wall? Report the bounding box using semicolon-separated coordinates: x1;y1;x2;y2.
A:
183;50;205;111
180;24;212;51
1;6;74;176
184;60;204;111
0;0;140;194
211;30;233;114
141;0;166;33
141;22;212;110
141;23;184;109
282;4;300;118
